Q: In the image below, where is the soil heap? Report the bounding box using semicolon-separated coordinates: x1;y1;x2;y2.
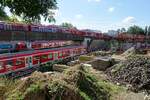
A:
2;65;113;100
107;55;150;92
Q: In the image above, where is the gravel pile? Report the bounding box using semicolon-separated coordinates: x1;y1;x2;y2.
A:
107;55;150;92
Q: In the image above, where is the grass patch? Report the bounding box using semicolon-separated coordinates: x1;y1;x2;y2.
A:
79;55;94;62
79;90;91;100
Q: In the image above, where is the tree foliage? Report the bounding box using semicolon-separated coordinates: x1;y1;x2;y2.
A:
148;26;150;36
0;7;9;21
9;14;20;23
121;28;126;33
127;25;145;35
61;22;76;29
144;26;148;35
0;0;57;23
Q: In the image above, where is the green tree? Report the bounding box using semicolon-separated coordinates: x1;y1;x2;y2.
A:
145;26;148;35
121;28;126;33
0;0;57;23
148;26;150;36
117;29;121;33
0;7;9;21
61;22;76;29
127;25;145;35
9;14;20;22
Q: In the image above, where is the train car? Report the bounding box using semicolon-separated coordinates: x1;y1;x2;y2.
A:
29;25;40;32
47;25;62;33
15;42;27;51
0;46;86;77
11;23;28;31
0;42;27;53
0;43;13;53
0;21;112;40
0;22;5;30
79;30;86;37
31;40;75;50
0;41;76;54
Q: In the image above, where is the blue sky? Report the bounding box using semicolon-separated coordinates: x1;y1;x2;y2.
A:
49;0;150;32
5;0;150;32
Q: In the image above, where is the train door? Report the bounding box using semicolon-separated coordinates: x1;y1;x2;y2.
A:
26;42;32;49
69;49;73;57
26;56;32;68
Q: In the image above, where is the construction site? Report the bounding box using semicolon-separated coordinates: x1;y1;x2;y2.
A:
1;45;150;100
1;0;150;100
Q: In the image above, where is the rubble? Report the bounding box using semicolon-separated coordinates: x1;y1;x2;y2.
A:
121;47;136;57
53;64;69;72
107;55;150;92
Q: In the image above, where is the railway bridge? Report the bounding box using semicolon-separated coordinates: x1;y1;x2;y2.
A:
0;29;149;52
0;22;149;52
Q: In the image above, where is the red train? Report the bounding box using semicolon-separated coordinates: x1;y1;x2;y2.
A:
31;40;75;50
0;45;86;77
116;33;147;42
0;40;77;53
0;22;111;39
1;22;149;42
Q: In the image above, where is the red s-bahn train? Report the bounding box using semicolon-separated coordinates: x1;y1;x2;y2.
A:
0;22;112;40
1;22;149;42
0;40;76;53
0;45;86;78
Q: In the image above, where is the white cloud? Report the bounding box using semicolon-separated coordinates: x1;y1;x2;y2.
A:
122;16;136;24
108;7;115;12
88;0;101;2
75;14;83;19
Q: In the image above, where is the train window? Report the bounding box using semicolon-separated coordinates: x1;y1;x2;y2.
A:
33;56;40;60
29;57;32;63
26;58;28;63
41;55;48;59
54;53;58;58
62;51;65;56
26;57;32;64
16;59;24;65
6;60;13;67
59;52;62;57
48;53;53;59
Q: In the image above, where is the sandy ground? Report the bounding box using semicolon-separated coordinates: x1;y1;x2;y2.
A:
113;92;145;100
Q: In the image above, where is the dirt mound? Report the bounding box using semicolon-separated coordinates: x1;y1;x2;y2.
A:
5;65;111;100
107;55;150;92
